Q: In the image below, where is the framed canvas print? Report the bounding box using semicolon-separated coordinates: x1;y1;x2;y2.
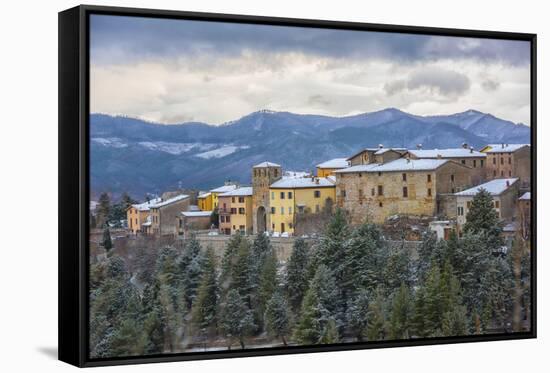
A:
58;5;537;367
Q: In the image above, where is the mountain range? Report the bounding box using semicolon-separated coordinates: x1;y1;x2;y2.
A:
90;108;530;199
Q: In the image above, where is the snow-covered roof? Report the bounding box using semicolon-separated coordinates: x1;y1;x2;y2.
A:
188;205;200;211
347;147;407;160
149;194;189;208
408;148;486;158
197;192;211;199
219;186;253;197
284;170;311;178
519;192;531;201
316;158;350;169
483;144;530;153
210;184;238;193
131;197;163;212
503;223;517;232
372;159;449;172
270;176;336;189
181;211;213;217
335;163;380;174
253;161;281;168
455;178;518;197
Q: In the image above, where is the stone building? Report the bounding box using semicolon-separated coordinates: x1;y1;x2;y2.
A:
218;186;254;235
335;158;473;224
407;146;487;185
455;178;519;232
148;194;190;236
316;158;349;177
252;162;282;233
518;191;531;239
347;146;407;166
481;144;530;187
176;210;213;236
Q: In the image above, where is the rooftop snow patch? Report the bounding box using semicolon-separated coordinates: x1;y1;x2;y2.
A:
270;176;336;189
316;158;350;169
371;159;449;172
334;164;381;174
253;161;281;168
131;197;163;211
408;148;486;158
483;144;530;153
219;186;254;197
149;194;189;208
519;192;531;200
455;178;518;196
181;211;213;217
210;184;239;193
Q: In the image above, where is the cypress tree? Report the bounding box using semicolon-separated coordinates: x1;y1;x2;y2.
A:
102;227;113;252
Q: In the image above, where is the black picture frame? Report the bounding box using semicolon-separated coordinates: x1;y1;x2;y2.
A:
58;4;537;367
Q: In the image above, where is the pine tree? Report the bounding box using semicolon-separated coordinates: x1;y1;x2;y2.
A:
388;283;413;340
180;234;205;310
220;233;245;290
384;250;412;295
293;265;340;345
102;227;113;252
221;289;255;349
257;249;278;328
286;238;309;313
191;246;219;338
346;290;370;341
463;188;503;249
319;319;339;344
264;291;290;345
97;192;111;227
366;287;387;341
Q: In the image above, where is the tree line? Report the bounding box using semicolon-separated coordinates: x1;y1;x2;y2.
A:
89;189;531;358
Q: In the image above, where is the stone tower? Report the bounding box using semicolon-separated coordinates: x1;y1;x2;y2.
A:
252;161;282;233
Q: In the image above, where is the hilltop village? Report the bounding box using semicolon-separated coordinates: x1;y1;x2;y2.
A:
118;143;531;244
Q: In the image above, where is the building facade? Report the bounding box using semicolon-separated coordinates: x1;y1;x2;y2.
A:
218;187;254;235
481;144;530;187
335;158;473;224
455;178;519;231
316;158;349;177
269;176;336;235
149;194;190;236
197;192;213;211
126;197;162;234
252;162;282;234
347;146;406;166
210;183;239;209
176;211;213;236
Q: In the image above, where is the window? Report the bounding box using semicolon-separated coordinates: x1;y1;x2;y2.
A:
272;223;275;229
473;160;477;168
358;189;364;199
495;200;500;208
509;170;512;177
359;173;362;178
493;170;497;177
271;192;274;200
281;207;284;214
403;186;408;198
427;188;432;197
500;157;504;165
239;197;245;203
280;191;285;199
427;174;432;183
378;185;383;196
274;169;278;177
501;171;504;177
508;157;512;164
221;216;225;222
239;225;245;231
493;157;496;165
135;218;137;225
402;173;407;181
458;206;464;216
288;192;293;199
467;201;471;209
451;188;455;193
481;160;484;167
289;223;293;229
378;172;382;176
233;225;236;230
226;216;231;222
341;189;346;197
230;208;237;214
461;159;466;165
239;207;245;214
451;174;455;182
232;197;235;203
314;190;321;198
271;207;275;214
315;204;320;213
379;202;383;207
289;207;292;215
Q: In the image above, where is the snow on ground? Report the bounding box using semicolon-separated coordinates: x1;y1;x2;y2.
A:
91;137;128;148
195;145;250;159
137;141;215;155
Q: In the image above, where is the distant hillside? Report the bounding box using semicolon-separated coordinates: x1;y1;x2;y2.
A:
90;108;530;199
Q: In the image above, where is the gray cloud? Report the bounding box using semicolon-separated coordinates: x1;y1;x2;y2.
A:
90;15;530;66
307;94;332;106
385;67;470;97
482;79;501;92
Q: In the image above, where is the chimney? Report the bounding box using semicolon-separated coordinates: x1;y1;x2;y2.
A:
501;143;505;148
416;144;423;150
315;178;320;184
437;154;442;159
378;144;384;149
506;180;510;187
462;142;468;149
470;146;474;154
406;158;411;163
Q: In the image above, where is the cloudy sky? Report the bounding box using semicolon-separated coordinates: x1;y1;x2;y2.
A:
90;15;531;125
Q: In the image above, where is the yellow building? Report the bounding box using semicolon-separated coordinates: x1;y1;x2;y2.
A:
210;184;238;209
126;197;162;234
269;176;336;235
316;158;349;177
218;187;254;235
197;192;213;211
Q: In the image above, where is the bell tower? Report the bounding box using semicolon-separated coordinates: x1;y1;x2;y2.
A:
252;162;282;233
